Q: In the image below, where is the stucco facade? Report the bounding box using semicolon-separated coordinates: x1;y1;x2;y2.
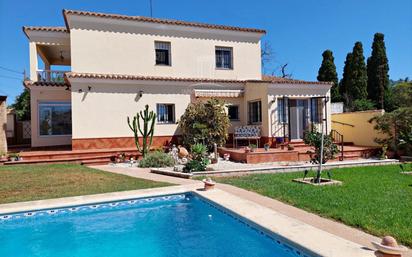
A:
23;9;332;149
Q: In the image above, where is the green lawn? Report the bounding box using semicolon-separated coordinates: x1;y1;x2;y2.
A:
213;164;412;247
0;164;173;204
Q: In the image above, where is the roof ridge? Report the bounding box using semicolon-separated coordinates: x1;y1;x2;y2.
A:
62;9;266;34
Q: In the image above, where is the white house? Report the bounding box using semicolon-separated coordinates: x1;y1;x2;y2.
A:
23;9;332;150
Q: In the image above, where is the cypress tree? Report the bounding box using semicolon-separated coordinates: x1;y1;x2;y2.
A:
317;50;339;102
339;53;353;107
367;33;389;109
348;42;368;101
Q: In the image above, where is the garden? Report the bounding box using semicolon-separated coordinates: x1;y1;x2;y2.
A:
210;163;412;247
0;164;172;204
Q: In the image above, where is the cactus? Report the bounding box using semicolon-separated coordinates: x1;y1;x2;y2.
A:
127;105;156;157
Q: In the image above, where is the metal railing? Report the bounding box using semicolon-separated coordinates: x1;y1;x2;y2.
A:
331;120;355;127
331;129;344;161
37;70;66;83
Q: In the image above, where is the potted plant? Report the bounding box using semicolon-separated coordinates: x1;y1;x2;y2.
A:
8;153;20;161
275;137;284;148
264;143;270;151
249;144;257;152
0;152;7;162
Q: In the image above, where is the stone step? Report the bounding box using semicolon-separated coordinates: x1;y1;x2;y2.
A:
19;148;141;161
3;155;114;166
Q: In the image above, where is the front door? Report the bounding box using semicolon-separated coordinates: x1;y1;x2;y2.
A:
289;99;308;140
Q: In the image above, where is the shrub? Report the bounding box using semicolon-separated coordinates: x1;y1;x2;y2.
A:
183;159;209;173
303;130;339;164
191;143;208;160
183;143;210;172
370;107;412;156
352;99;376;111
138;151;174;168
179;98;230;150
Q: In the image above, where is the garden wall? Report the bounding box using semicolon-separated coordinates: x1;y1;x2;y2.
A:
331;109;386;147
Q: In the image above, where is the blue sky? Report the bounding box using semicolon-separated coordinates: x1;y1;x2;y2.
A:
0;0;411;104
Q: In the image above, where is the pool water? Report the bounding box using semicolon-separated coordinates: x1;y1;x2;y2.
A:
0;193;309;257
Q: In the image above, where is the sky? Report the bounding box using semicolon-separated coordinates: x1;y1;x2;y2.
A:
0;0;411;105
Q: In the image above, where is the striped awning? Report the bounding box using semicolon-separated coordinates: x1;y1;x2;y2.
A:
194;89;244;98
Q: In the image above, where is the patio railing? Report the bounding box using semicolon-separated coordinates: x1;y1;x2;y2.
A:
331;129;344;161
37;70;66;83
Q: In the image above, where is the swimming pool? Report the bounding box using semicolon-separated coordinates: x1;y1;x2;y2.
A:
0;193;311;257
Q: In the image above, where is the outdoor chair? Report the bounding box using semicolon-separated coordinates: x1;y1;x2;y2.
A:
233;125;261;148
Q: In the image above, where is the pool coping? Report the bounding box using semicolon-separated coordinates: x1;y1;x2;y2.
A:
0;185;375;257
151;158;399;178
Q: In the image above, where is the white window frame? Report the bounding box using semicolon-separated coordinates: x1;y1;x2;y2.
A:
215;46;233;70
156;103;175;124
155;41;171;66
248;100;262;125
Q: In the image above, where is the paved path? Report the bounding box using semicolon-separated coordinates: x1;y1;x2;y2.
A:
95;165;411;256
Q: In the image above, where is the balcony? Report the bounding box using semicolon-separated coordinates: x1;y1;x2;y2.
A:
37;70;66;83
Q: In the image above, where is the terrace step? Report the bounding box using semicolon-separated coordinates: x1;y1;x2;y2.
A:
4;154;114;166
18;148;140;161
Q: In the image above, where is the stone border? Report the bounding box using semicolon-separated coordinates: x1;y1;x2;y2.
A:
151;159;399;178
149;169;193;178
0;185;375;257
292;177;343;186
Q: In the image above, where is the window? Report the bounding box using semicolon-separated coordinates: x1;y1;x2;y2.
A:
157;104;175;123
248;100;262;124
38;102;71;136
227;105;239;121
155;41;171;66
277;98;288;123
310;98;322;123
215;46;233;69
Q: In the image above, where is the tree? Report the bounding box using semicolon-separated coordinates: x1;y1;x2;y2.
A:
384;81;412;112
11;88;30;121
317;50;339;102
339;53;353;107
370;107;412;156
367;33;390;109
340;42;369;110
392;82;412;108
261;41;274;74
179;98;230;150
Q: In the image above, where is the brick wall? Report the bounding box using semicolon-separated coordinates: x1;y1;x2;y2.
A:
0;96;7;153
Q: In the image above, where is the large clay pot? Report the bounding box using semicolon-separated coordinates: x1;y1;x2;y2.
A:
178;147;189;158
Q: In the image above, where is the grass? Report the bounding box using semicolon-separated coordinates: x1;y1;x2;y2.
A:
212;164;412;247
0;164;173;204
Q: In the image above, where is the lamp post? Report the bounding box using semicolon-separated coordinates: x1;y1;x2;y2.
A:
317;96;329;183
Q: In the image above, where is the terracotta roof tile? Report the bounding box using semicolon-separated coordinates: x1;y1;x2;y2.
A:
22;26;69;39
260;75;333;85
24;80;69;88
65;72;244;84
23;26;68;33
63;9;266;34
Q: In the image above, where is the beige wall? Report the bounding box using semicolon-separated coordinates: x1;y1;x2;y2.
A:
70;80;192;139
332;110;385;146
244;82;269;136
69;21;262;80
30;87;72;147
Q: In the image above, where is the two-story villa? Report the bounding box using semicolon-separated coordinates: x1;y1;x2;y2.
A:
23;10;332;150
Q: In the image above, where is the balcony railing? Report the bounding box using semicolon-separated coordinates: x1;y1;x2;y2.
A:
37;70;66;83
